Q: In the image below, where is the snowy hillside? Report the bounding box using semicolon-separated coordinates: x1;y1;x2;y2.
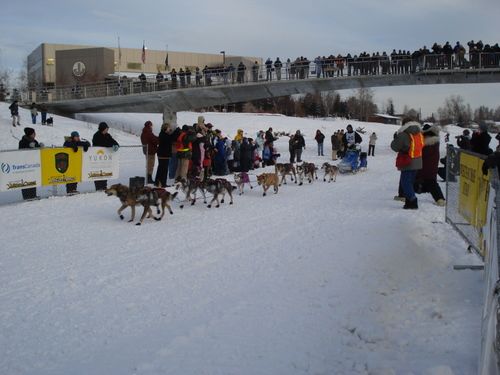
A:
0;106;483;375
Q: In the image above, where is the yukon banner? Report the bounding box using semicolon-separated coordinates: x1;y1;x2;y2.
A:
0;150;41;191
82;147;119;181
41;148;82;186
458;151;489;228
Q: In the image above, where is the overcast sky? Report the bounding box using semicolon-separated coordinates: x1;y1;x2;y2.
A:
0;0;499;115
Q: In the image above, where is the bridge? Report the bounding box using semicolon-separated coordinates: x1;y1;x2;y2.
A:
36;55;500;125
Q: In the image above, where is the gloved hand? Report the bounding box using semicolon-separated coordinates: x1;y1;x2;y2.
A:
83;144;89;152
73;146;78;152
112;145;119;152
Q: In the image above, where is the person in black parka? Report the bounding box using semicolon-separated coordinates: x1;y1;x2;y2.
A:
155;123;176;187
19;127;41;200
63;131;90;194
239;137;253;172
92;122;119;191
470;122;492;156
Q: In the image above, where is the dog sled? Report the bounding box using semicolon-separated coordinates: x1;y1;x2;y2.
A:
338;149;360;173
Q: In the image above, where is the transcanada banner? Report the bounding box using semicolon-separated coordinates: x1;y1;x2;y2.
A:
82;147;119;181
0;150;41;192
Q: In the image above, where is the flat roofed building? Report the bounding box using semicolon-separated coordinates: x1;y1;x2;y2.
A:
27;43;262;87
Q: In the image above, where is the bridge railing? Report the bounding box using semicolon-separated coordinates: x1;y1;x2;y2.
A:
27;52;500;104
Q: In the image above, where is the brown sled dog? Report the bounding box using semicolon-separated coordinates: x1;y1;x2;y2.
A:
296;162;317;185
257;173;279;196
105;184;177;225
321;162;339;183
275;163;297;186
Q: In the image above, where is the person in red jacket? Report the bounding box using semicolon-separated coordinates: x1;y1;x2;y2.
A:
140;121;159;184
414;123;445;206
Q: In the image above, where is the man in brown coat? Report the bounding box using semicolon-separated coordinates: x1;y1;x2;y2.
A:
141;121;159;184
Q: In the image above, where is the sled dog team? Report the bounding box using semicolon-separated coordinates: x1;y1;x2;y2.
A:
106;161;343;225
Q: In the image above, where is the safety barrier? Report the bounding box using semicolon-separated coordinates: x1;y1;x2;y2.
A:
0;145;146;205
445;146;489;257
444;146;500;373
27;52;500;104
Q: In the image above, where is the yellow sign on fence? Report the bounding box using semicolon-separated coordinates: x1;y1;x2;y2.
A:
41;148;82;186
458;152;490;229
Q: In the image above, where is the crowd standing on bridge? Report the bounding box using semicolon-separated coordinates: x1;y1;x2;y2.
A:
111;39;500;92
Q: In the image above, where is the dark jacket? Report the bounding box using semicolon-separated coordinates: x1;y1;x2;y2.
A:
331;134;340;150
140;127;159;155
470;131;492;156
265;130;276;143
456;135;471;150
390;121;423;171
19;135;40;149
92;131;119;147
64;138;90;152
315;132;325;144
291;134;305;150
416;134;440;180
239;140;253;172
9;102;19;116
157;129;175;158
342;131;362;149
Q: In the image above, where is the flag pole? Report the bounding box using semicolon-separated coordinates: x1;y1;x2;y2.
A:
117;36;121;89
166;44;169;72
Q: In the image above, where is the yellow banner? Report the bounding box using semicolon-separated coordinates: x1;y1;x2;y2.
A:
41;148;82;186
458;152;490;229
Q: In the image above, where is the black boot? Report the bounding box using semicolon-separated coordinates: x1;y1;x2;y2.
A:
403;197;418;209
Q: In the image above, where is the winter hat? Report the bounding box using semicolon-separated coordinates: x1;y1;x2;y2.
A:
24;127;35;137
422;123;439;136
98;122;109;131
71;131;80;138
144;120;153;127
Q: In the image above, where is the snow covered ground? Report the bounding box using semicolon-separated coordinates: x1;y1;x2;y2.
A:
0;103;484;374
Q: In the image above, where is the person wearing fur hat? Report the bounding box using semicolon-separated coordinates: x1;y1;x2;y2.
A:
414;124;445;206
63;131;90;195
92;122;119;191
470;122;492;156
19;127;42;200
140;120;159;184
390;120;424;209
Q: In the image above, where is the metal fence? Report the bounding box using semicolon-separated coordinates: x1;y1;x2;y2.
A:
26;52;500;104
0;145;146;206
444;145;500;373
479;168;500;375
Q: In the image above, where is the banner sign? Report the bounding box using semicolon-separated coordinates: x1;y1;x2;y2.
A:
0;150;41;191
82;147;119;181
41;148;82;186
458;152;490;229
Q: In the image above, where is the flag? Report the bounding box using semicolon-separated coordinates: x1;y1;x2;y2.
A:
141;41;146;64
165;52;169;70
